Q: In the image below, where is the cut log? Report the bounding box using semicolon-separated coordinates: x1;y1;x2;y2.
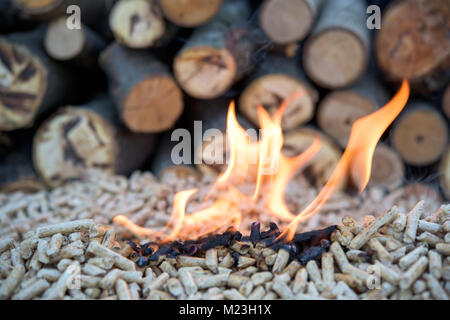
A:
391;102;448;166
317;73;389;148
99;42;184;133
0;27;79;131
302;0;370;89
44;17;106;68
0;129;45;193
440;147;450;200
375;0;450;94
32;94;157;188
173;0;262;99
443;84;450;120
109;0;165;49
158;0;223;27
0;0;36;34
366;144;405;191
239;54;318;131
184;97;256;176
282;127;345;190
259;0;323;44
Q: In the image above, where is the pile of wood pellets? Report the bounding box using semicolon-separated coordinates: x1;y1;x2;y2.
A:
0;199;449;300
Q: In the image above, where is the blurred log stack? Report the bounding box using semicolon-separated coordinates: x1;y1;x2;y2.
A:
0;0;448;202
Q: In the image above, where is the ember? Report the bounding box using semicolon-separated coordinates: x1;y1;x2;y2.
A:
128;223;337;268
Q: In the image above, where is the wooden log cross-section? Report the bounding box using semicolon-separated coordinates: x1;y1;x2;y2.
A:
366;144;405;191
12;0;66;20
302;0;370;89
100;42;184;133
317;73;389;149
259;0;323;45
44;17;106;68
0;27;78;131
158;0;223;28
33;94;157;188
376;0;450;94
109;0;166;49
282;127;345;191
173;0;262;99
239;54;318;131
391;101;449;166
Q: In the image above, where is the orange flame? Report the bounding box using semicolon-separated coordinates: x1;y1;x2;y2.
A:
278;79;410;241
113;80;410;243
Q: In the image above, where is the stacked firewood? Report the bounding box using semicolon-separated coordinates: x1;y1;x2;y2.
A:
0;0;449;202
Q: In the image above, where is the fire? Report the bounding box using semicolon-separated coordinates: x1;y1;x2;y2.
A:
114;80;410;243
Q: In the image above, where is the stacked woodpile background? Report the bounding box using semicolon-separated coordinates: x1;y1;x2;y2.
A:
0;0;449;203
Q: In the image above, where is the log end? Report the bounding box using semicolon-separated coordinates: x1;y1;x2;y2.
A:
174;46;236;99
13;0;64;17
123;75;184;133
303;28;368;89
0;39;47;131
44;17;85;61
259;0;314;44
33;107;116;188
110;0;165;48
391;106;448;166
317;90;377;148
239;74;316;130
159;0;223;27
282;128;345;190
367;144;404;191
375;0;450;82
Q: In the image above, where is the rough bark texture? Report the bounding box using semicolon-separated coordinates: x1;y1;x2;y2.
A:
99;42;184;133
443;84;450;120
44;17;107;68
282;127;345;190
317;73;389;148
366;144;405;191
0;129;45;193
158;0;223;27
0;27;78;131
303;0;370;89
173;0;263;99
391;101;448;166
375;0;450;94
33;94;157;187
109;0;166;49
259;0;323;44
239;54;318;131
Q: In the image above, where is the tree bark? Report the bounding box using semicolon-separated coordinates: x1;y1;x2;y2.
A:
391;101;448;166
259;0;323;44
302;0;370;89
0;129;45;193
442;84;450;120
375;0;450;94
32;94;157;187
99;42;184;133
239;54;318;131
0;27;79;131
158;0;223;27
173;0;263;99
